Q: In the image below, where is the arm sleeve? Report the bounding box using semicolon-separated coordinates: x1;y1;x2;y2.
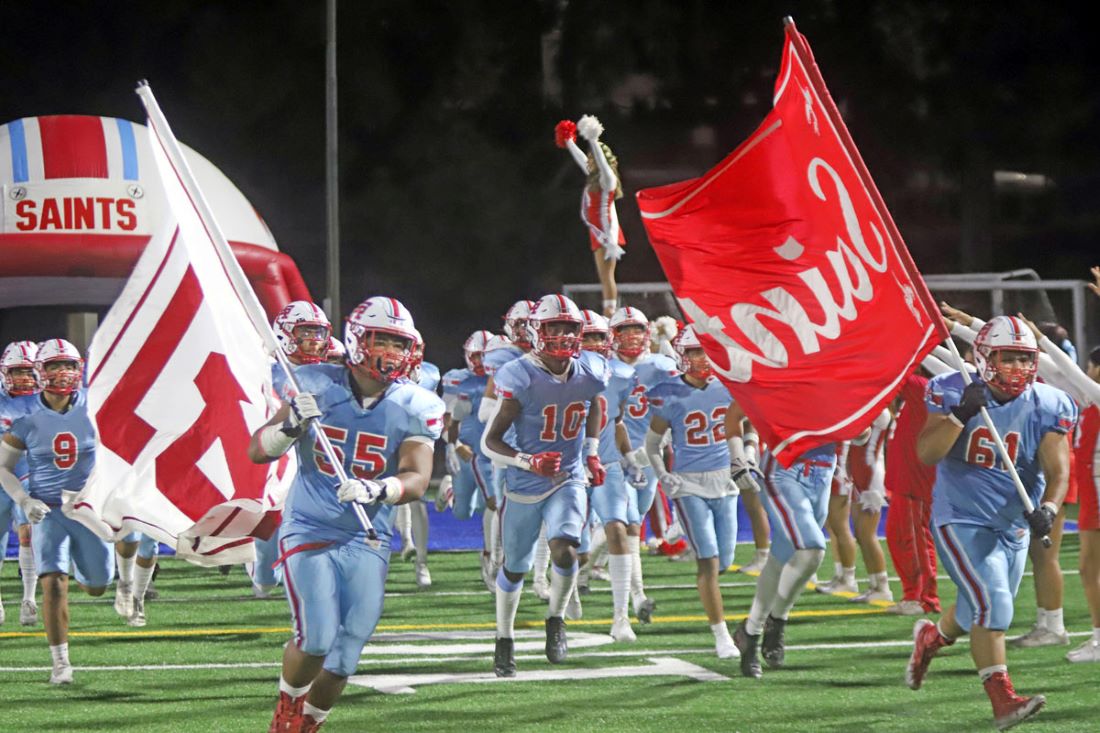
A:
1037;336;1100;407
923;351;955;376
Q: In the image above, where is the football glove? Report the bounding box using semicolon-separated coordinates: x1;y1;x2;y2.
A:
658;472;683;493
730;458;762;494
337;478;386;505
585;455;606;486
445;443;463;476
19;496;50;523
950;382;987;426
1025;503;1056;538
284;393;322;437
523;451;562;478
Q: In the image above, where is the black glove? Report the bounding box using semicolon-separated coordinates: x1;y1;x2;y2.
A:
950;382;987;425
1024;504;1056;538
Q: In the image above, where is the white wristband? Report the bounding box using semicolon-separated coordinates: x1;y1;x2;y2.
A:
583;437;599;457
259;424;297;457
380;476;405;505
1041;501;1059;515
726;436;746;464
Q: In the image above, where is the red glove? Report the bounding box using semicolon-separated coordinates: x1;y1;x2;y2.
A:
554;120;577;148
529;451;563;477
585;455;606;486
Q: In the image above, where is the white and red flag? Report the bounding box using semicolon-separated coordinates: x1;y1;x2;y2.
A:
67;87;294;564
636;19;947;467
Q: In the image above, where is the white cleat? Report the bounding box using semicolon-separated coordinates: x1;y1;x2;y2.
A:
415;563;432;589
851;588;894;604
114;584;134;618
128;598;147;627
0;603;5;625
1066;638;1100;663
589;566;610;582
252;584;273;599
533;579;551;602
738;551;770;575
885;600;926;616
610;613;637;642
20;599;38;626
815;577;858;595
714;629;741;659
401;542;417;562
1010;624;1070;648
565;587;583;621
50;662;73;685
435;475;454;513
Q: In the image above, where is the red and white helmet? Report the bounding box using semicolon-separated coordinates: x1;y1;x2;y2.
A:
326;336;346;363
35;339;84;395
273;301;332;364
408;328;426;383
344;297;418;382
609;306;651;358
580;310;611;356
672;325;711;379
529;294;584;360
503;300;537;349
973;315;1039;397
1;341;40;395
463;330;493;376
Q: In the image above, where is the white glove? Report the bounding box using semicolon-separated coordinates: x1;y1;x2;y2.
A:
658;472;683;492
20;496;50;523
445;443;463;476
577;114;604;142
857;488;887;513
337;478;386;505
730;459;762;494
622;454;649;489
625;446;650;468
286;393;322;435
434;474;454;513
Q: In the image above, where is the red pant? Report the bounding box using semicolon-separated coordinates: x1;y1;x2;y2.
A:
885;494;939;612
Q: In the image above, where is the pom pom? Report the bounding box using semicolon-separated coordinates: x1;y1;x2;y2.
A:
653;316;679;341
577;114;604;142
554;120;577;148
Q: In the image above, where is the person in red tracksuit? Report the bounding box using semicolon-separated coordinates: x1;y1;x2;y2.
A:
884;371;940;615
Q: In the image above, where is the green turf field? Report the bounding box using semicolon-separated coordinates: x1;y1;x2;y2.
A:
1;535;1097;732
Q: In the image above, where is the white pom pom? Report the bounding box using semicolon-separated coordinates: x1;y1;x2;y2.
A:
654;316;678;340
577;115;604;142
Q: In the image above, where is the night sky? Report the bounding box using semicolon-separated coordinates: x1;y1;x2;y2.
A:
3;1;1099;362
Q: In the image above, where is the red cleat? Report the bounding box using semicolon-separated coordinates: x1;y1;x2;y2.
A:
906;619;953;690
298;714;326;733
984;672;1046;731
269;691;305;733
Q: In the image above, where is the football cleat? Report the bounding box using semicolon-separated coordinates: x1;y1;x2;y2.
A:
610;613;637;643
533;577;551;602
20;599;38;626
815;576;858;595
545;616;568;663
299;714;325;732
494;637;516;678
415;563;432;589
114;583;134;618
906;619;953;690
885;600;926;616
0;604;4;625
434;475;454;513
733;620;762;679
49;662;73;685
128;598;147;628
761;615;787;669
634;596;657;625
401;540;417;562
1066;638;1100;663
144;580;159;601
269;691;305;732
984;672;1045;731
737;550;769;575
253;584;274;599
1009;624;1069;648
851;588;894;604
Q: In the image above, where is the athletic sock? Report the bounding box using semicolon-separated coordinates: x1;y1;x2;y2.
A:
495;570;524;638
711;621;732;640
116;552;135;588
0;554;4;603
871;571;889;592
279;676;312;699
532;525;550;587
490;510;503;567
411;503;429;565
608;553;632;616
978;664;1008;682
746;555;784;635
832;561;843;580
133;563;156;601
302;702;330;723
49;643;70;667
627;535;646;607
19;545;37;602
841;565;856;587
482;509;495;559
1044;607;1065;635
547;560;578;618
1092;627;1100;644
773;549;825;620
1035;607;1048;629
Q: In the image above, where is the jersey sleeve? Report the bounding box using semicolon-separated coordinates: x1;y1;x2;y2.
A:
1038;385;1079;436
925;372;964;416
646;383;673;422
404;388;446;442
7;411;32;445
578;350;611;395
441;369;466;396
493;360;531;403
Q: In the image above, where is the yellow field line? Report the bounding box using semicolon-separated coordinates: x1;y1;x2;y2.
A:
0;606;887;639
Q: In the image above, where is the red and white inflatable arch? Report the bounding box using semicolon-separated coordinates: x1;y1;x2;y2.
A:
0;115;311;317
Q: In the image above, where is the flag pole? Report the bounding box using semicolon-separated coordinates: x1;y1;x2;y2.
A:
942;336;1050;547
135;81;378;543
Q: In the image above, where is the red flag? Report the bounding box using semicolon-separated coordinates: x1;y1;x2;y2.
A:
67;98;295;565
636;20;947;467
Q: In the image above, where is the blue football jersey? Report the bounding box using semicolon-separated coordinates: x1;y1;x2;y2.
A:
926;372;1078;532
493;351;610;495
9;391;96;504
271;361;302;403
0;391;39;481
596;357;637;465
648;376;732;473
484;344;524;378
417;361;441;393
282;364;445;544
441;368;489;449
621;353;679;449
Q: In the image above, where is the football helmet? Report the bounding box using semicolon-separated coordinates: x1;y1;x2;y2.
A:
580;310;611;356
529;294;584;360
973;315;1039;397
463;330;493;376
35;339;83;395
408;328;426;383
344;297;417;382
273;301;331;364
1;341;40;395
673;325;711;380
609;306;651;358
503;300;536;350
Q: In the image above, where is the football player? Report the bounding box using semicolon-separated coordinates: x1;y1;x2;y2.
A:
906;315;1075;730
112;532;158;626
645;325;746;660
848;409;893;603
481;294;609;677
441;330;496;590
252;296;442;733
0;340;42;625
0;340;113;684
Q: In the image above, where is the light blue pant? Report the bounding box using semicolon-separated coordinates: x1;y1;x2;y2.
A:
453;454;491;520
933;522;1027;632
34;510;112;587
673;493;739;570
635;466;660;518
591;462;638;527
761;454;836;564
250;534;281;587
501;481;587;574
120;531;160;560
